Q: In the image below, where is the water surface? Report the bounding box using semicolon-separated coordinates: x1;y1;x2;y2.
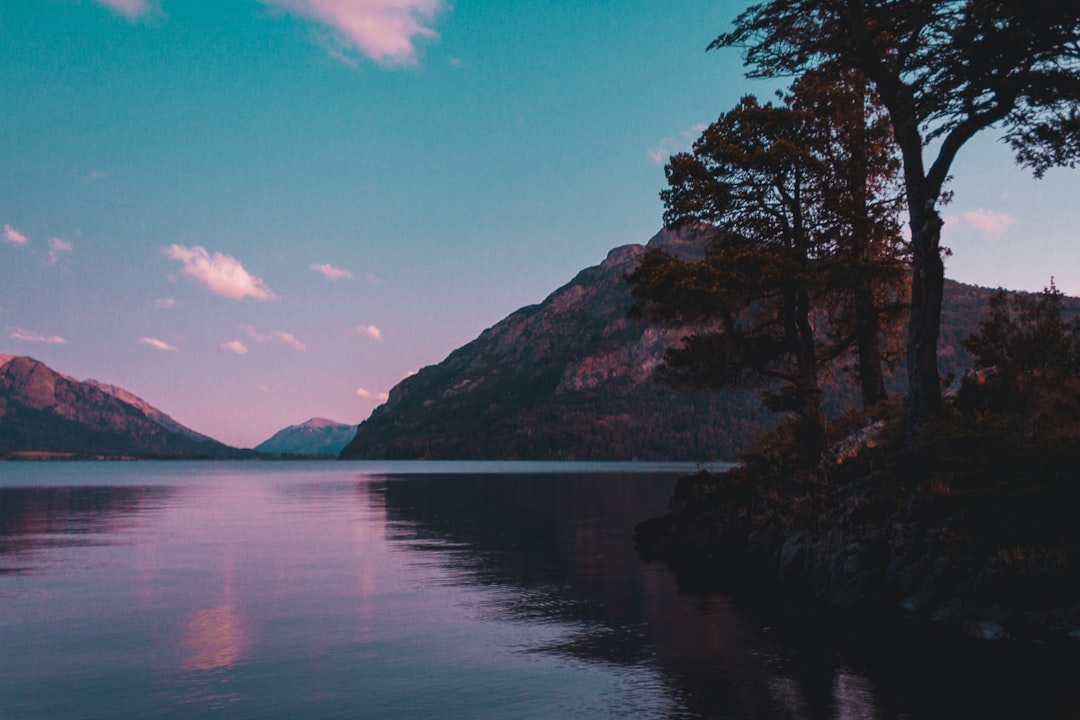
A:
0;461;1074;719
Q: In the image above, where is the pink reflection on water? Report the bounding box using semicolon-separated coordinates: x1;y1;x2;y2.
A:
180;603;247;671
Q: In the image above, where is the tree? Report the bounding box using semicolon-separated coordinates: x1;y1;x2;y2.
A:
714;0;1080;436
963;282;1080;378
630;75;905;458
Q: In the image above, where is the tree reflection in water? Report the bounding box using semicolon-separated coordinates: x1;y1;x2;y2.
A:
371;471;1079;720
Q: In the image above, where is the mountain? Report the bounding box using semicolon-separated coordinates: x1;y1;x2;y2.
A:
255;418;356;456
341;227;770;461
341;227;1080;462
0;355;250;459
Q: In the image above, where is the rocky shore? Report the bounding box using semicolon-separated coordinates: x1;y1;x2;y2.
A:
634;439;1080;644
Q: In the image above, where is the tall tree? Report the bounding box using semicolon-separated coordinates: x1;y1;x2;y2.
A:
714;0;1080;435
630;75;904;457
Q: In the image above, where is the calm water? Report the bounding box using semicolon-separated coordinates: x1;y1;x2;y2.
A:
0;461;1076;719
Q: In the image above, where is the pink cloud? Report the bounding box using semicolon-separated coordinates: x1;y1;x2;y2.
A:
47;237;73;264
154;297;176;309
3;224;28;246
221;340;250;355
356;387;389;402
261;0;444;66
961;209;1015;235
241;324;307;351
10;328;66;344
347;324;382;340
946;209;1016;236
311;263;353;281
164;245;277;301
140;337;178;352
93;0;153;19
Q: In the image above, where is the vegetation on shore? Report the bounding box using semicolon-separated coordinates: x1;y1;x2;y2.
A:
631;2;1080;642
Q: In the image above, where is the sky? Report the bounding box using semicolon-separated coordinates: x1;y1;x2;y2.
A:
2;0;1078;448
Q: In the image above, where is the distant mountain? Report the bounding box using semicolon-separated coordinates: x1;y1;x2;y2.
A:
255;418;356;456
341;227;1080;462
0;355;250;459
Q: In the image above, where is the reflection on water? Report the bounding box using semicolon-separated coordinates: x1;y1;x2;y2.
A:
181;604;246;671
0;462;1076;719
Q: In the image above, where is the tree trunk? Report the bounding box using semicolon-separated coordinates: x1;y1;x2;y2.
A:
854;276;887;408
904;198;945;432
847;83;888;409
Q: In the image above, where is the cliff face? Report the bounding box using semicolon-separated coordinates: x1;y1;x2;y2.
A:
340;226;769;461
0;355;247;459
255;418;356;456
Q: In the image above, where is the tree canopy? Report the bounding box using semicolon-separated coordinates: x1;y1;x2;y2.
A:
714;0;1080;435
630;74;906;457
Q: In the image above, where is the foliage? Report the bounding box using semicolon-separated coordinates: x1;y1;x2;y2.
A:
963;282;1080;378
630;74;907;460
713;0;1080;432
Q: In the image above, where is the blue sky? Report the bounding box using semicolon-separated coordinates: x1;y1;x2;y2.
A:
2;0;1078;447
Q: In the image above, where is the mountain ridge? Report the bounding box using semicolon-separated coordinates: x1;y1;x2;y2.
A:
255;418;356;456
0;355;250;459
341;227;1080;461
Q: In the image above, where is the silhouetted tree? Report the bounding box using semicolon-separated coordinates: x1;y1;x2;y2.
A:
963;282;1080;378
630;75;905;458
714;0;1080;436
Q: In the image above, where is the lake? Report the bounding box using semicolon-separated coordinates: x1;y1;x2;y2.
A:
0;461;1076;719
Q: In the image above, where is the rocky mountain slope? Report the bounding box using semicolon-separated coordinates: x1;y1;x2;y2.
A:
255;418;356;456
0;355;249;459
341;227;772;461
341;227;1079;462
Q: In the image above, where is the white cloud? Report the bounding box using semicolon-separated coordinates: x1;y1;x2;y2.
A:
356;387;389;402
260;0;444;66
221;340;250;355
241;324;307;351
47;237;73;264
154;297;176;309
140;337;178;352
346;324;382;340
10;328;66;344
93;0;153;19
3;224;28;246
164;245;277;301
311;263;353;281
89;170;107;180
648;123;708;166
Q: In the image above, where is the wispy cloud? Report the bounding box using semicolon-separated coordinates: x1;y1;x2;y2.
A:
88;170;107;180
241;324;307;351
47;237;73;264
140;337;178;352
260;0;444;66
164;245;277;301
952;209;1015;235
347;324;382;340
356;387;389;402
648;124;708;166
10;328;66;344
93;0;154;19
154;297;176;309
311;263;353;281
3;224;28;246
364;273;381;285
221;340;250;355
